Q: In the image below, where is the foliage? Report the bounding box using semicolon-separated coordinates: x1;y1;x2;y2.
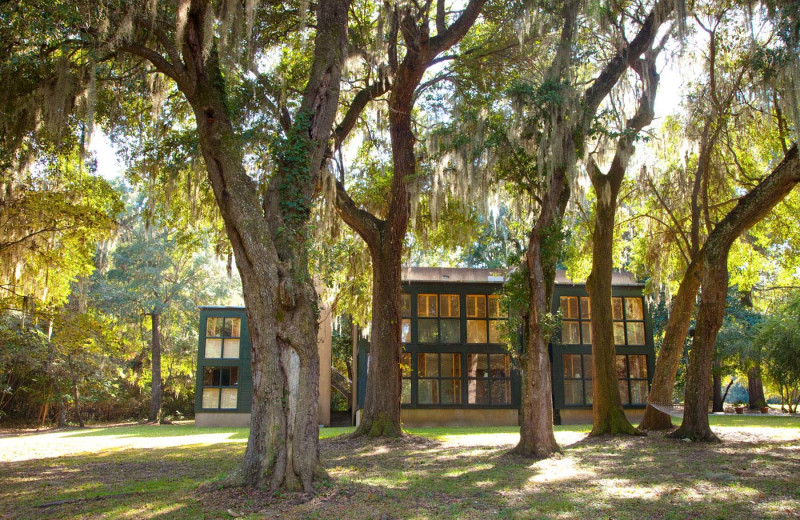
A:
756;291;800;412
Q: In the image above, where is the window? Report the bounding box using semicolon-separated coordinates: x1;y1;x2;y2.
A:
562;354;593;405
201;366;239;409
205;317;241;358
466;294;487;343
467;353;511;404
560;296;591;344
439;294;461;343
488;294;507;343
417;353;462;404
612;297;646;345
417;293;438;343
562;353;647;406
402;294;411;343
617;354;649;404
416;293;461;343
401;352;411;404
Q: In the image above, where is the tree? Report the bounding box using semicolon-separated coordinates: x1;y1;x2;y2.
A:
758;293;800;413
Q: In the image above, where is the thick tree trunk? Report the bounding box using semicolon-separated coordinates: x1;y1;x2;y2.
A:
712;366;724;413
148;313;162;423
747;365;766;408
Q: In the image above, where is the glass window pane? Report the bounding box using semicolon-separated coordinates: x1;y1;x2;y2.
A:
614;322;626;345
417;294;438;317
229;367;239;386
441;353;461;377
612;298;624;320
583;354;593;379
563;354;582;378
625;298;644;320
560;296;578;319
627;322;645;345
225;318;241;338
206;317;222;337
561;321;580;344
466;295;487;318
401;379;411;404
581;322;593;345
220;388;238;409
629;355;647;379
418;379;438;404
223;338;240;359
491;380;510;404
205;338;222;358
439;294;460;317
618;380;630;405
488;295;505;318
203;367;214;386
202;388;220;408
580;297;591;319
488;320;504;344
221;368;231;386
441;380;462;404
400;352;411;377
467;320;488;343
402;319;411;343
418;319;438;343
419;353;439;377
585;380;594;404
616;355;628;378
440;319;460;343
564;380;583;405
630;380;648;404
211;367;221;386
468;353;488;378
490;354;510;378
468;379;488;404
402;294;411;317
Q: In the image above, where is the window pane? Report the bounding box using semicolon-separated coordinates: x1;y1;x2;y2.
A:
583;354;593;379
491;380;510;404
490;354;510;378
618;380;630;405
440;319;460;343
624;298;644;320
418;353;439;377
439;294;460;317
564;380;583;405
630;380;648;404
580;297;591;319
581;322;593;345
441;380;462;404
418;319;438;343
220;388;238;409
441;353;461;377
488;320;504;344
202;388;220;408
584;380;594;404
616;355;628;378
466;295;487;318
401;379;411;404
627;322;645;345
402;294;411;317
613;322;626;345
402;319;411;343
229;367;239;386
223;338;240;359
560;296;578;319
417;294;438;317
629;355;647;379
563;354;582;378
488;295;505;318
418;379;438;404
612;298;624;320
203;367;215;386
224;318;241;338
400;352;411;377
220;368;231;386
468;353;488;378
205;338;222;358
468;379;488;404
210;367;221;386
206;317;222;337
561;321;580;344
467;320;487;343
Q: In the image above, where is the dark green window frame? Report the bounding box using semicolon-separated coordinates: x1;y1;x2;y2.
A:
204;316;242;359
201;366;239;409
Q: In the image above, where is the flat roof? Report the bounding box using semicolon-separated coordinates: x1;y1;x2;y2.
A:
402;266;643;286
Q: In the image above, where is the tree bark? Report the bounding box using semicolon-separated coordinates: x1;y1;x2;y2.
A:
67;355;84;428
671;144;800;441
747;365;766;408
148;313;162;423
712;365;723;413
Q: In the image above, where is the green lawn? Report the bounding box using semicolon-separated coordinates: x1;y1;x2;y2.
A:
1;415;798;519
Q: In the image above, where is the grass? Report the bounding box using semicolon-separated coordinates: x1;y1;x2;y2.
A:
0;415;798;519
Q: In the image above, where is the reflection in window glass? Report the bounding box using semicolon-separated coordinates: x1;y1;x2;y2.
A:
223;318;241;337
616;355;628;378
490;354;509;378
440;319;460;343
402;319;411;343
580;297;591;319
563;354;582;378
584;380;594;404
624;297;644;320
441;380;462;404
400;352;411;377
613;322;626;345
584;354;593;379
560;296;578;319
488;295;505;317
402;294;411;317
418;379;437;404
417;294;438;317
488;320;503;344
401;379;411;404
630;380;648;404
419;353;439;377
491;380;510;404
564;380;583;405
627;322;645;345
581;322;592;345
418;319;438;343
468;353;488;378
206;317;222;337
466;295;487;318
612;297;624;320
468;379;488;404
618;380;631;405
441;353;461;377
629;355;647;379
467;320;487;343
562;321;580;344
439;294;460;317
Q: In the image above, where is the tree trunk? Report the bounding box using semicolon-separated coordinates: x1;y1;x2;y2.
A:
45;319;67;427
149;313;162;423
747;365;766;408
67;355;84;428
712;366;723;412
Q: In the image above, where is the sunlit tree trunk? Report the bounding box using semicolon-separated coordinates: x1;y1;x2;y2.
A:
148;313;162;423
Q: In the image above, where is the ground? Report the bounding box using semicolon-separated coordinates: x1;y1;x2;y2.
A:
1;416;799;519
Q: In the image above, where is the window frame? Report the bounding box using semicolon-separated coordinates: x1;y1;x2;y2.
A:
204;316;242;359
200;366;240;410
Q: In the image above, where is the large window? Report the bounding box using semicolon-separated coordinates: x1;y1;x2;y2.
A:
205;317;241;358
401;352;412;404
560;296;592;344
467;353;511;404
467;294;507;344
416;294;461;343
201;366;239;409
615;297;646;345
417;353;462;404
559;296;646;346
562;353;648;405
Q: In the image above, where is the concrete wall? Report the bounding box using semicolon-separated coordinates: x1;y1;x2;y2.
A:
401;408;519;427
195;412;250;428
558;408;645;425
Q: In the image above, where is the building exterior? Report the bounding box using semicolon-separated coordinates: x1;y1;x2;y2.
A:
195;267;654;427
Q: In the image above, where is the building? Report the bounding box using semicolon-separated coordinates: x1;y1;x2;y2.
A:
195;267;654;427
